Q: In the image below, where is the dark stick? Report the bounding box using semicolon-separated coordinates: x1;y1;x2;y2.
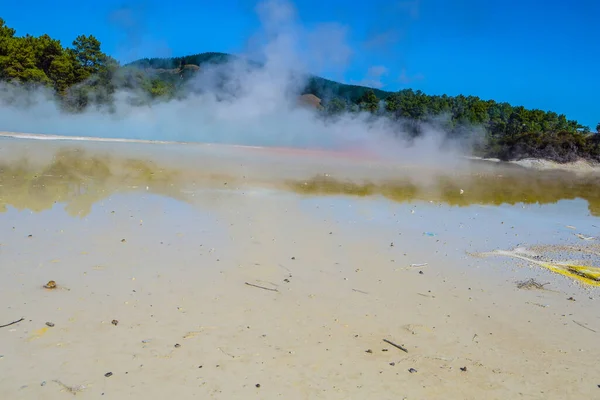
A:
383;338;408;353
352;288;369;294
0;317;24;329
245;282;278;292
573;320;597;333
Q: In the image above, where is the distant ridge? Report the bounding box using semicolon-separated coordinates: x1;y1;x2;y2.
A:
125;52;390;103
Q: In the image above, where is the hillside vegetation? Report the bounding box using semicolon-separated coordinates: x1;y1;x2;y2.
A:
1;18;599;163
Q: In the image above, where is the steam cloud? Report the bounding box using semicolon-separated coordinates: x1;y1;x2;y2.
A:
0;0;478;166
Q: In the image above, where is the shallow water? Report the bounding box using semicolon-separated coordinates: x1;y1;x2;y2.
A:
1;139;600;219
3;138;598;289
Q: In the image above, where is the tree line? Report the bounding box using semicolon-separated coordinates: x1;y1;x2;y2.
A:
1;18;598;162
0;18;118;109
344;88;600;162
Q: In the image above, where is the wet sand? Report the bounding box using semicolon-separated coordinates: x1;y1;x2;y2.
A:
1;138;599;399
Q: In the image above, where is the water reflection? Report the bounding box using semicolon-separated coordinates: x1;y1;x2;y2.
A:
0;148;183;217
285;172;600;216
1;146;600;217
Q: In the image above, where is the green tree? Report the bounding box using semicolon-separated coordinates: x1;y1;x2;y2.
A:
357;89;379;113
145;78;173;99
71;35;107;81
63;35;119;110
47;52;77;94
384;93;399;113
0;35;49;84
324;97;347;115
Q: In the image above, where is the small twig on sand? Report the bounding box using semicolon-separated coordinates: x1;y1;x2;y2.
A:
52;380;88;394
218;347;236;358
352;288;369;294
0;317;24;329
245;282;278;292
257;279;279;288
383;339;408;353
410;263;428;268
526;302;549;308
573;320;597;333
278;264;292;273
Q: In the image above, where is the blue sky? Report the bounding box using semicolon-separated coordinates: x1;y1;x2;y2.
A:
2;0;599;127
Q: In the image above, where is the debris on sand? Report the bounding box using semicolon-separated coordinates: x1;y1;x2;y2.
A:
526;302;549;308
573;320;597;333
516;278;549;290
244;282;278;292
52;380;88;394
0;317;24;329
383;339;408;353
43;280;57;289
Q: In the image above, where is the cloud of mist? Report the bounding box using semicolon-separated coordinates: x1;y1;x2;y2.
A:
0;0;479;167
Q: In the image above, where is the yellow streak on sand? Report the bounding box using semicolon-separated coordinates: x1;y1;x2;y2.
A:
27;327;49;341
473;249;600;287
542;263;600;287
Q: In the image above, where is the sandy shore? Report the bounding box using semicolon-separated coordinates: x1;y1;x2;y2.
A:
1;138;599;399
469;156;600;174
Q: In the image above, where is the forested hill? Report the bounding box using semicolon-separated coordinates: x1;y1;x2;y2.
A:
127;53;399;102
1;17;599;163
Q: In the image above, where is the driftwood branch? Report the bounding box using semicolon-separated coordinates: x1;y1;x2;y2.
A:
0;317;24;329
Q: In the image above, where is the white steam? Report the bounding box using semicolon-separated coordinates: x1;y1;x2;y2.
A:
0;0;476;165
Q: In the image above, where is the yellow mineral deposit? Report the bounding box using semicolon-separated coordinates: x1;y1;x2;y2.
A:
27;327;49;341
472;248;600;287
542;263;600;287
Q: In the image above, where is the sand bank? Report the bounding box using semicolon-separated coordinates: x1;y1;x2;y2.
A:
0;138;599;399
469;156;600;174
